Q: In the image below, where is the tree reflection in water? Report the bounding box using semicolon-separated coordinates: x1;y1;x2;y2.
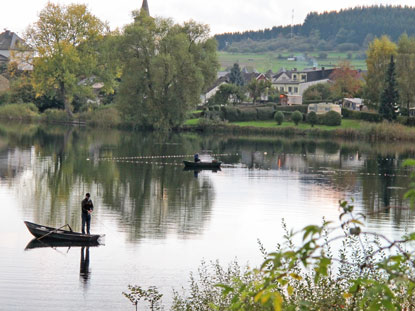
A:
2;122;415;234
3;123;215;240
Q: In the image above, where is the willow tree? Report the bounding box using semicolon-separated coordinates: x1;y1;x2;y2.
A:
116;12;219;130
25;3;107;116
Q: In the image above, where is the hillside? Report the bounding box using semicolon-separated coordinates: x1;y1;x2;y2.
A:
215;5;415;52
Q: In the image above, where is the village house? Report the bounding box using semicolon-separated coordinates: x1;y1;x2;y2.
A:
0;30;23;60
201;68;269;104
0;30;32;70
201;75;229;104
272;67;335;102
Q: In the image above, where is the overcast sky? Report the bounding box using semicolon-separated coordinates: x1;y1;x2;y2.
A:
1;0;414;36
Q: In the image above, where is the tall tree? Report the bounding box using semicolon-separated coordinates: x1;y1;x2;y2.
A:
229;63;244;86
247;78;271;104
210;83;245;105
379;55;399;121
329;61;363;99
396;34;415;113
365;36;397;105
25;3;107;116
116;12;218;130
303;83;332;101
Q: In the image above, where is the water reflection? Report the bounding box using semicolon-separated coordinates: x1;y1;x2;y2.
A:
80;247;90;284
2;122;415;234
183;167;221;178
0;124;215;240
5;122;415;310
25;239;100;250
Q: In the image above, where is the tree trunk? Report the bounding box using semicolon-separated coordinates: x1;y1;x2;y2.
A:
60;81;73;118
64;97;74;118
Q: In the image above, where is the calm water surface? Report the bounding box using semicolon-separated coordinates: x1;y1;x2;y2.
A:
1;122;415;310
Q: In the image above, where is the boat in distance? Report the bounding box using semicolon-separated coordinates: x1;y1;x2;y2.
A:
24;221;103;243
183;160;222;169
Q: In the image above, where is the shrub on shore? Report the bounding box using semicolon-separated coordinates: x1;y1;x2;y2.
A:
291;110;303;125
306;111;318;127
0;103;40;120
323;110;342;126
80;105;122;127
43;109;73;123
274;111;284;125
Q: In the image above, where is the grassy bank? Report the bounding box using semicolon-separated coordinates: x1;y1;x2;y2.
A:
0;103;41;121
0;103;124;128
3;103;415;142
183;118;415;142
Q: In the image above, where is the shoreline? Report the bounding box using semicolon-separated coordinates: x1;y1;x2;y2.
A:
1;104;415;142
180;120;415;142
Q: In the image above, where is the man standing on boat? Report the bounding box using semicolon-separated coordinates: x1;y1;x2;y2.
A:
81;193;94;235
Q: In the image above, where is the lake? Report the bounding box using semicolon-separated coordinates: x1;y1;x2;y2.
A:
1;122;415;310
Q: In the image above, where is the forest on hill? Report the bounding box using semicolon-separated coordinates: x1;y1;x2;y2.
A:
215;6;415;53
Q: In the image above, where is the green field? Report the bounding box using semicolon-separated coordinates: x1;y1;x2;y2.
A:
218;51;367;73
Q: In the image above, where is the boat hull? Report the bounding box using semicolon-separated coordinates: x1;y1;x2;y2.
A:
24;221;102;243
183;161;222;169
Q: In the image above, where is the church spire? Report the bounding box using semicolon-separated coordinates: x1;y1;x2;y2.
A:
141;0;150;16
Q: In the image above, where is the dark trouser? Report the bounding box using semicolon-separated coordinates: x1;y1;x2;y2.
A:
82;213;91;234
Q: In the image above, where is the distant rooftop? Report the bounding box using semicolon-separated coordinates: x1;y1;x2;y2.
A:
0;30;23;51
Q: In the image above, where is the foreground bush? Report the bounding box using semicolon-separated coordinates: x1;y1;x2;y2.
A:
126;163;415;310
0;103;40;120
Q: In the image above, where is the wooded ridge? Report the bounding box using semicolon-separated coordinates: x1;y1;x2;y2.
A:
215;6;415;51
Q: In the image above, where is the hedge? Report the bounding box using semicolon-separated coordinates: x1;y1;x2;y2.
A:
397;116;415;127
256;107;275;120
274;105;308;114
238;108;257;121
342;109;383;123
222;106;239;122
43;109;72;123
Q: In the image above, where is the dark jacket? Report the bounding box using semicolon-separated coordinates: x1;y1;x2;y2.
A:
81;198;94;215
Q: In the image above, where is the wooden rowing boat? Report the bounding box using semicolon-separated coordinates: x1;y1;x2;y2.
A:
24;221;103;243
183;160;222;169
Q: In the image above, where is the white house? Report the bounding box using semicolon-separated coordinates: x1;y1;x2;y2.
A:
272;67;335;99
